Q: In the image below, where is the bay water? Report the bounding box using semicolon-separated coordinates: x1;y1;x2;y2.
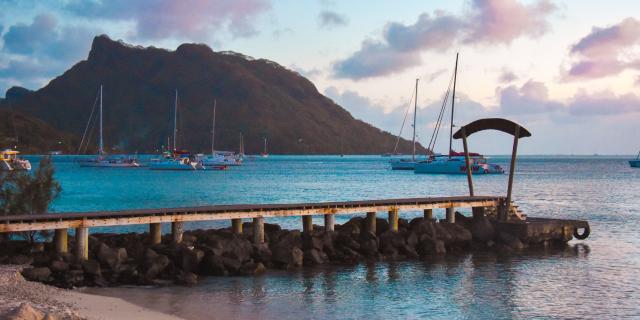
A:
28;155;640;319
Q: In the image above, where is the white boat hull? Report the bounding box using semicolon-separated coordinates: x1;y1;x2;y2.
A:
390;159;418;170
414;157;504;174
79;160;141;168
149;159;204;170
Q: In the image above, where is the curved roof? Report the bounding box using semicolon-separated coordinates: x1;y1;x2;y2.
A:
453;118;531;139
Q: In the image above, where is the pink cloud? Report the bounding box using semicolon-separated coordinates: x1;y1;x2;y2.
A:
567;17;640;79
333;0;556;79
568;90;640;116
465;0;556;44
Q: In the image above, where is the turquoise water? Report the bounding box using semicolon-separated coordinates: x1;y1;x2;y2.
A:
30;155;640;319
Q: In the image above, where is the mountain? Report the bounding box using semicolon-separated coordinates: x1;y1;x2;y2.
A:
0;109;77;154
1;35;426;155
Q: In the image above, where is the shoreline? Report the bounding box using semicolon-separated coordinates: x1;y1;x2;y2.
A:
0;264;182;320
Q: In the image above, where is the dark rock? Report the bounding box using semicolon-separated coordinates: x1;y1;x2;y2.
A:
202;253;227;276
222;237;253;263
252;243;272;263
176;271;198;285
434;223;454;243
50;260;69;273
144;254;169;280
97;243;128;270
81;260;102;277
304;248;326;265
22;267;51;282
470;215;495;242
375;218;389;235
272;244;303;268
180;248;204;273
9;254;33;265
498;231;524;250
221;257;242;273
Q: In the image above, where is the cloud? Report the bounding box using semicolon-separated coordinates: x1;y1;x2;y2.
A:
318;10;348;28
64;0;271;40
464;0;556;44
426;68;448;82
0;14;97;95
568;90;640;116
498;68;517;83
567;17;640;79
333;0;556;80
497;80;563;114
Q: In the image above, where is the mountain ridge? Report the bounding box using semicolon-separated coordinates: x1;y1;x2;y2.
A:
1;35;426;155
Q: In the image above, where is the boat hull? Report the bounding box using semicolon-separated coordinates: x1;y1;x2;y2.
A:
79;161;141;168
414;159;504;174
630;160;640;168
390;159;417;170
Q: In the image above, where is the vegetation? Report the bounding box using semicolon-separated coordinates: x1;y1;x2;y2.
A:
0;157;61;242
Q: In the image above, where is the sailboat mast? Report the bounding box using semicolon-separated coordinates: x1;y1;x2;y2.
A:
173;89;178;151
99;85;104;155
239;133;244;155
449;53;459;158
412;78;418;161
211;100;216;155
263;137;267;154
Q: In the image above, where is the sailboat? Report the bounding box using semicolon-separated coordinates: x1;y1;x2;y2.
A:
149;90;205;170
414;54;504;175
630;151;640;167
78;85;140;167
261;137;269;157
390;79;422;170
199;100;241;169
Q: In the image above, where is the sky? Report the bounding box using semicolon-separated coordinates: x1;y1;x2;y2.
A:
0;0;639;155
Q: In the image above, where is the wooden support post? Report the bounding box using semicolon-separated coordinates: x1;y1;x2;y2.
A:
75;227;88;261
149;223;162;245
253;217;264;244
504;125;520;221
171;221;184;244
446;207;455;223
324;214;335;232
423;209;433;220
472;207;485;219
461;128;474;196
365;212;376;233
303;215;313;233
54;229;68;254
388;208;398;232
232;218;243;234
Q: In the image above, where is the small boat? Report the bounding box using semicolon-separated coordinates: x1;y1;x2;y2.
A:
390;78;422;170
0;149;31;171
78;85;140;168
414;53;503;175
198;100;242;169
149;90;204;171
630;151;640;168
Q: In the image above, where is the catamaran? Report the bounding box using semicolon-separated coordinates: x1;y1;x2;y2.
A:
149;90;205;171
390;78;423;170
630;151;640;168
198;100;241;169
78;86;140;167
414;54;504;175
0;150;31;171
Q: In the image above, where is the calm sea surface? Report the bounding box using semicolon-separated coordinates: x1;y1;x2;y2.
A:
26;155;640;319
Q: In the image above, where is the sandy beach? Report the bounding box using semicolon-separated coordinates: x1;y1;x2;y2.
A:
0;265;182;320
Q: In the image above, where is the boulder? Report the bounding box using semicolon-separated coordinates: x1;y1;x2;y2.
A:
97;243;128;270
470;215;495;242
252;243;272;263
221;257;242;273
4;303;44;320
180;248;204;273
22;267;51;282
238;260;267;275
375;218;389;235
272;244;303;268
175;271;198;286
9;254;33;265
144;254;169;280
303;248;326;265
81;260;102;277
498;231;524;250
202;253;227;276
50;260;69;273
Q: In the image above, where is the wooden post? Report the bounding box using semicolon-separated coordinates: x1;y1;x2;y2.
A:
423;209;433;220
388;208;398;232
324;214;335;232
504;125;520;221
149;223;162;245
365;212;376;233
253;217;264;244
232;218;243;234
303;215;313;233
54;229;68;254
75;227;88;261
461;128;474;196
171;221;184;244
446;207;455;223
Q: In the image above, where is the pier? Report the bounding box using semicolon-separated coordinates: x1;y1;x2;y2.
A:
0;195;589;260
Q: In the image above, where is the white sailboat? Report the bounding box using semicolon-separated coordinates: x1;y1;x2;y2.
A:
390;78;422;170
149;90;204;171
630;151;640;168
415;54;503;175
78;85;140;168
199;100;241;169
